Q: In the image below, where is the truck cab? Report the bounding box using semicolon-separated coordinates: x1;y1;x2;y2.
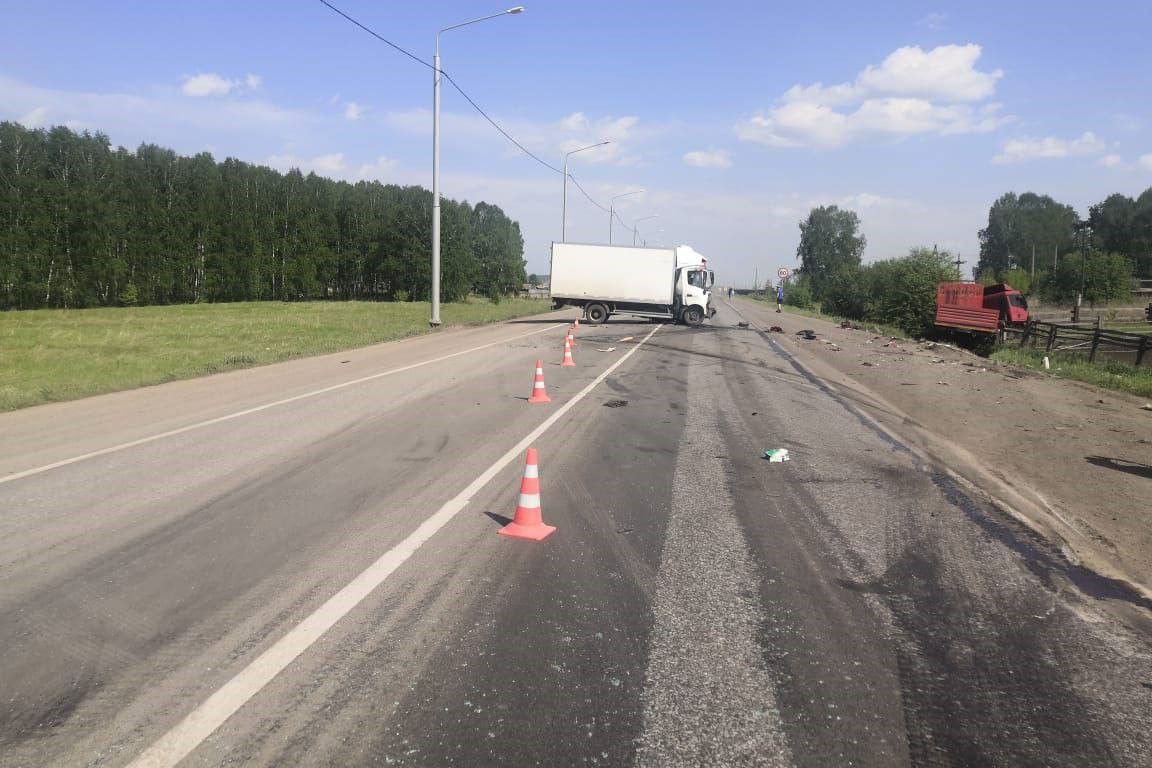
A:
675;266;715;325
983;283;1029;327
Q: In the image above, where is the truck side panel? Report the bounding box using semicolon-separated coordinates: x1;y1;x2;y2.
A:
935;305;1000;332
549;243;676;305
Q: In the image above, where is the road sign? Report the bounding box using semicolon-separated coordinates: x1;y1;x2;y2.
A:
777;267;790;280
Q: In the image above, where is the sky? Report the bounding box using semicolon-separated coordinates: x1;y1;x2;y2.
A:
2;0;1151;285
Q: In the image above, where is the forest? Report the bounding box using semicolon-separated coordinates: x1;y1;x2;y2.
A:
0;121;527;310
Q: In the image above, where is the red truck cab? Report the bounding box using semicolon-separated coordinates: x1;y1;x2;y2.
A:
934;282;1028;335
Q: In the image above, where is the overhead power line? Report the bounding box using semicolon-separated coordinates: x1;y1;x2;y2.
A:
318;0;432;71
567;174;610;213
317;0;621;218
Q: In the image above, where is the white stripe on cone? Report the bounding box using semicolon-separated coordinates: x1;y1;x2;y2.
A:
518;493;541;507
523;464;539;478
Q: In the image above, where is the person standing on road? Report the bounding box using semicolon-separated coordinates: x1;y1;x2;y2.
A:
776;283;784;313
728;286;734;299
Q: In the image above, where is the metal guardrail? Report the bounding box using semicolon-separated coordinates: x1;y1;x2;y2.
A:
1015;320;1150;366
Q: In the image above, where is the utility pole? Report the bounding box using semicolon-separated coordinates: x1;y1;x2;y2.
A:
954;253;966;280
1031;243;1035;285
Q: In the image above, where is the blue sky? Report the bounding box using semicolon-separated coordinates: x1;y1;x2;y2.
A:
2;0;1150;284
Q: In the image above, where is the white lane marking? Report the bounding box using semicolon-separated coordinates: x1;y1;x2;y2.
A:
0;323;566;486
126;325;662;768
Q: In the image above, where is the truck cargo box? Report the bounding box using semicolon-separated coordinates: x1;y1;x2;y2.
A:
550;243;676;305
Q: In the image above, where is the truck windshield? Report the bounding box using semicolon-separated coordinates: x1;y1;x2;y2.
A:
1009;294;1028;309
687;270;707;288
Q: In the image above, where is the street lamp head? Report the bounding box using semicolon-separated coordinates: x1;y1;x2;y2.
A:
506;6;525;13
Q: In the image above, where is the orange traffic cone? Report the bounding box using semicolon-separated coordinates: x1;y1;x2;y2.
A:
527;360;551;403
567;325;578;348
499;448;556;541
574;317;581;331
561;334;576;367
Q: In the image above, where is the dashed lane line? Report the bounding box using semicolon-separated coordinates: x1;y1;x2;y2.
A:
126;324;662;768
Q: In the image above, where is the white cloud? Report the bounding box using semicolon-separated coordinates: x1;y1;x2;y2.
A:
738;44;1006;149
384;107;655;167
266;152;348;176
919;12;948;31
344;101;363;121
858;45;999;102
683;149;732;168
1099;154;1123;168
1139;154;1152;171
992;131;1106;164
19;106;49;128
264;152;399;182
1114;113;1141;132
181;72;262;97
356;155;397;181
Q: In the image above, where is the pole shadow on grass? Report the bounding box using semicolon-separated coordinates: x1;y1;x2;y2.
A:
1085;456;1152;480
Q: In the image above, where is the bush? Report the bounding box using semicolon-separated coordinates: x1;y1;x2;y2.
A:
1039;251;1133;304
864;247;956;336
782;278;814;309
821;267;868;320
118;283;140;306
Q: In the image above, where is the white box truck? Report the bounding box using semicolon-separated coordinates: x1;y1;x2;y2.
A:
549;242;715;325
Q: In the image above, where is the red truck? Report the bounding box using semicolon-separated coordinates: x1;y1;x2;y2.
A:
934;282;1029;338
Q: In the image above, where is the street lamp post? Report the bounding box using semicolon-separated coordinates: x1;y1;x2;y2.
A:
1076;223;1093;322
633;215;658;246
609;190;643;244
431;6;524;327
562;141;609;242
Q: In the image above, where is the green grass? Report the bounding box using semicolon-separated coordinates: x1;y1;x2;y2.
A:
739;294;910;339
990;347;1152;399
0;298;552;411
1106;322;1152;334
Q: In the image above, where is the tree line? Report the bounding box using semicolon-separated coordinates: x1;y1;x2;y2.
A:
0;121;527;310
977;189;1152;281
788;205;957;336
788;186;1151;334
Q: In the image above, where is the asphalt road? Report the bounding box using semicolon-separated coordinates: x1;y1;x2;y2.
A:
1;303;1150;767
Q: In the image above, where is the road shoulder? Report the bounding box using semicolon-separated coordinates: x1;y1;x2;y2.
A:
729;298;1152;606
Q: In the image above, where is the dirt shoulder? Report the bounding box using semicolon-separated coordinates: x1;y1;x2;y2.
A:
730;298;1152;599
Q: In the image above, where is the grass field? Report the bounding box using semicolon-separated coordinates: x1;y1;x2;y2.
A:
0;298;552;411
991;347;1152;399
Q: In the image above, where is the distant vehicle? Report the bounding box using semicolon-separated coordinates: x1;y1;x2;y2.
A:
549;242;715;325
934;282;1029;338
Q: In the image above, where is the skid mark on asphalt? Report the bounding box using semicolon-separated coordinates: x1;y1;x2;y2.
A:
635;337;794;768
123;326;662;768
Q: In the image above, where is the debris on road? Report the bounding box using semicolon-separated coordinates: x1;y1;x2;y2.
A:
618;336;635;343
737;321;750;328
603;399;629;408
596;347;617;352
937;381;950;385
1142;404;1152;411
797;329;817;340
763;448;791;462
862;362;877;367
768;325;784;333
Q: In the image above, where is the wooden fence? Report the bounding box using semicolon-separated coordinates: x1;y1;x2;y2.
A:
1014;320;1150;367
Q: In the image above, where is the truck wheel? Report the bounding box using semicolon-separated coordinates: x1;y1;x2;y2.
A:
586;303;609;324
681;306;704;326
